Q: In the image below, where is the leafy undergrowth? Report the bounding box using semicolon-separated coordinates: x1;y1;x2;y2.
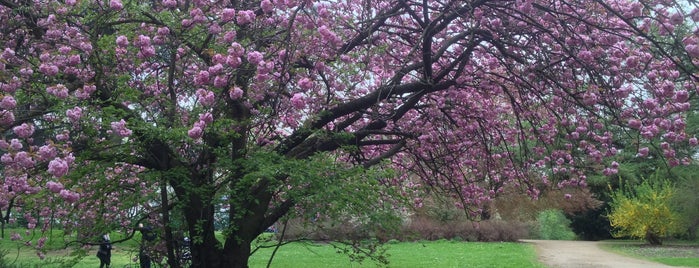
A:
602;241;699;267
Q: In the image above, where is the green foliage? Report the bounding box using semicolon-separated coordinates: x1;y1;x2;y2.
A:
669;168;699;239
608;178;683;244
536;209;576;240
0;249;21;268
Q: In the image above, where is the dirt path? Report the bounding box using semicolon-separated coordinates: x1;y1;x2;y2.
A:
522;240;684;268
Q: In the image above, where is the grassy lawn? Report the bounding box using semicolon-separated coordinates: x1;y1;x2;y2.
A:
0;228;145;268
601;240;699;267
1;231;543;268
250;240;545;268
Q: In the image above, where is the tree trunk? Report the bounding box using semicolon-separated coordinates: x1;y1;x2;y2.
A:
645;230;662;245
222;239;252;268
183;197;223;267
160;180;180;268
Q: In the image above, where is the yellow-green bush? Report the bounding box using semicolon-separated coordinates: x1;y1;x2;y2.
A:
607;179;682;245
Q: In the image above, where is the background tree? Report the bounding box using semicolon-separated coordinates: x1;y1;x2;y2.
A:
1;0;699;267
608;178;683;245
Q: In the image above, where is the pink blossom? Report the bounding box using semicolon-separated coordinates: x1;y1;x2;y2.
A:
222;8;236;22
80;42;93;52
67;54;81;65
298;77;314;90
38;145;57;161
59;46;72;54
195;70;210;85
39;64;59;76
246;51;263;65
139;46;156;58
110;119;133;137
229;86;244;100
261;0;273;13
670;12;684;25
13;123;34;138
692;8;699;22
19;68;33;77
223;31;237;42
672;90;689;102
47;84;69;99
163;0;177;8
188;126;203;139
628;119;642;129
577;50;593;62
65;0;76;5
0;111;14;126
181;19;193;28
213;76;228;88
686;44;699;57
637;147;649;157
290;93;305;109
14;152;34;168
66;107;83;122
0;96;15;110
48;158;69;177
138;35;151;47
46;181;64;193
226;56;241;68
75;84;96;99
208;63;224;75
228;42;245;57
208;24;222;34
109;0;123;10
157;27;170;36
197;88;215;106
64;153;75;165
318;25;339;45
690;137;698;146
237;10;256;25
642;99;657;110
116;35;129;47
199;112;213;124
10;233;21;241
59;189;79;203
9;139;22;150
1;153;11;164
564;194;572;199
37;237;47;249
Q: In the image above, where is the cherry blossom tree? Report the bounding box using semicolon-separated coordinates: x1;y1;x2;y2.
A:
1;0;698;267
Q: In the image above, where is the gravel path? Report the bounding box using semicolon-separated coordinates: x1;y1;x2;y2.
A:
522;240;685;268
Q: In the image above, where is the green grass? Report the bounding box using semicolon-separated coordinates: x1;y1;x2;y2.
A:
1;232;543;268
601;240;699;267
0;228;148;268
249;240;545;268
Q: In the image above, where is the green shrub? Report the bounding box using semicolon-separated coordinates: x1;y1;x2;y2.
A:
608;179;682;245
672;175;699;240
536;209;576;240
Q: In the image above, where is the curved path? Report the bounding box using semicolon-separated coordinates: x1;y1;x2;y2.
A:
522;240;685;268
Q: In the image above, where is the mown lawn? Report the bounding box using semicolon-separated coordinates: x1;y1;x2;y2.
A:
1;230;543;268
601;240;699;267
249;240;545;268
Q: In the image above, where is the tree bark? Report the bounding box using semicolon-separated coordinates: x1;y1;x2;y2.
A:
183;196;223;267
645;230;662;245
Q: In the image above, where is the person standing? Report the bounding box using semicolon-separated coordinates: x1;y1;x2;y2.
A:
137;223;156;268
96;234;112;268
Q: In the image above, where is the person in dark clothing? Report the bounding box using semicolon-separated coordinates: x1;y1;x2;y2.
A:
96;234;112;268
137;223;155;268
